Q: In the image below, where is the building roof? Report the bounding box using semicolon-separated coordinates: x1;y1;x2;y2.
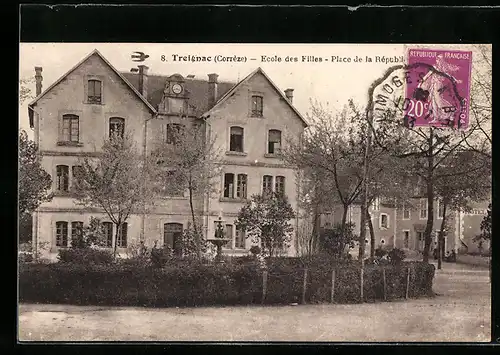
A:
28;49;157;113
121;72;235;117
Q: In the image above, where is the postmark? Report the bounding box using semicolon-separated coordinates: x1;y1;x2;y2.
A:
368;48;472;130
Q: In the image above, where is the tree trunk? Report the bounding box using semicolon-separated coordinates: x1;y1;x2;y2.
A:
422;128;435;264
311;202;321;256
188;179;201;259
437;202;447;270
366;210;376;258
113;222;121;259
340;205;349;259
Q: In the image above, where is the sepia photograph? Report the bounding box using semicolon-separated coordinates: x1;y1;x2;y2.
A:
18;42;492;342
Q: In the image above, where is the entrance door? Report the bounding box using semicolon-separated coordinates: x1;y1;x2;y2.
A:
164;223;183;256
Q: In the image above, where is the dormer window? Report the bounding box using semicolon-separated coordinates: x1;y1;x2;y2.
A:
88;79;102;104
251;95;263;117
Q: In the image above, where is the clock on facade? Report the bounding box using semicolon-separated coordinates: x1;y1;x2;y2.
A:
172;83;183;94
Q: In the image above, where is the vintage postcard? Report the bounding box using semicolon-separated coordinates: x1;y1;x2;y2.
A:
18;43;491;342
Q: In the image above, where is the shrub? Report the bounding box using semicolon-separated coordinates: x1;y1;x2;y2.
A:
388;248;406;265
375;246;388;259
57;248;114;265
19;252;33;263
319;222;357;259
19;259;435;307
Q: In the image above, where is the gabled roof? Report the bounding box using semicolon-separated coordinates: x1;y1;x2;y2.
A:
202;67;308;127
121;72;235;117
28;49;157;113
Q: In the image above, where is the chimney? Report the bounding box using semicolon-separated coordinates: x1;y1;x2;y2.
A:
137;65;149;97
284;88;294;104
35;67;43;96
208;73;219;108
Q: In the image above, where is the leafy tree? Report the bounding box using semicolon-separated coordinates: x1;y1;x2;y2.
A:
474;203;491;254
19;77;35;105
235;192;296;257
18;130;52;223
434;150;491;268
73;134;156;258
153;121;222;258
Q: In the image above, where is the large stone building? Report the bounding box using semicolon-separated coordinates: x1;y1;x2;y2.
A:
28;49;308;260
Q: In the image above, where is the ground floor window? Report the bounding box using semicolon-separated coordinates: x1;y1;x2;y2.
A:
403;230;410;249
117;223;128;248
56;221;68;247
235;226;246;249
103;222;113;247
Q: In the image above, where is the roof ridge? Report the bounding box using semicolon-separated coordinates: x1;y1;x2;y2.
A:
121;71;237;84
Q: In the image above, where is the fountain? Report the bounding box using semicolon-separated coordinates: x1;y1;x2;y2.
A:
207;216;232;263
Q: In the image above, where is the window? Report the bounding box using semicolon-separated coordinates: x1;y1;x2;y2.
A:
62;114;80;142
88;79;102;104
56;221;68;247
117;223;128;248
166;123;185;145
164;223;183;256
251;95;263;117
71;221;83;246
268;129;282;154
419;198;428;219
372;197;380;211
402;203;411;220
380;213;389;229
403;230;410;248
417;232;424;241
437;199;444;219
229;126;244;152
109;117;125;139
225;224;233;248
103;222;113;247
235;225;246;249
275;176;285;196
56;165;69;192
224;173;235;198
262;175;273;196
236;174;247;199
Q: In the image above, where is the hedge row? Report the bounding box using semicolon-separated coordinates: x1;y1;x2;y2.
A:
19;260;435;307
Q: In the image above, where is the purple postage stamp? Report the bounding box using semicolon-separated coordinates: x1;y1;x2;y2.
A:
404;48;472;129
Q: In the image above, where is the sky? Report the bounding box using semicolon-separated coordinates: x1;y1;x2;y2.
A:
19;43;487;136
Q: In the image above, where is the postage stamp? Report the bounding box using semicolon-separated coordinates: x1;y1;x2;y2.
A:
405;48;472;129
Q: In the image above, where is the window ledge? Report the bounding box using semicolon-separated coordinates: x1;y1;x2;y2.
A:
219;197;248;203
264;153;283;159
225;151;247;157
85;100;104;105
57;141;83;147
159;196;187;200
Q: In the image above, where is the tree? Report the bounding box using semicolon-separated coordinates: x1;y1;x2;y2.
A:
18;130;52;221
474;203;491;254
434;150;491;268
73;134;156;258
153;121;222;258
285;100;412;260
235;192;296;257
19;77;35;105
284;101;364;240
462;44;492;158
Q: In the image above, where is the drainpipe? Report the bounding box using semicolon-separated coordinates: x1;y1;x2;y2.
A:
203;117;213;241
141;114;154;242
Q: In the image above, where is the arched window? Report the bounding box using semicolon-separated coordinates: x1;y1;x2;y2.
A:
109;117;125;139
164;223;183;255
229;126;244;152
88;79;102;104
268;129;282;154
